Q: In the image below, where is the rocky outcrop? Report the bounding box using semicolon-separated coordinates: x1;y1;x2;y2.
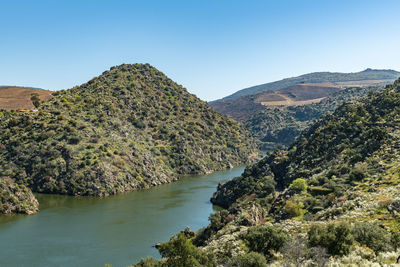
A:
0;177;39;214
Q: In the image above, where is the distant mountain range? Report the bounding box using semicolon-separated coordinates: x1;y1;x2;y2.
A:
211;68;400;103
210;69;400;150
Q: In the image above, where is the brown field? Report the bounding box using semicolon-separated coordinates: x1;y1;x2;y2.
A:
260;96;327;106
0;86;53;110
254;83;341;106
210;83;342;121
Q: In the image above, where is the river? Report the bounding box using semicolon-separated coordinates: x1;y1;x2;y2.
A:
0;166;244;267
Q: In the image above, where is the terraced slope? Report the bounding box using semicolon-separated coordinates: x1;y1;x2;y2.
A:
0;86;53;110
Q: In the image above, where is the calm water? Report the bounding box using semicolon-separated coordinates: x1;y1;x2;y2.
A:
0;166;244;267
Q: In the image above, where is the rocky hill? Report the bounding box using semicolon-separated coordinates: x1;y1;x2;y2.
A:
0;86;53;110
0;64;259;212
134;79;400;266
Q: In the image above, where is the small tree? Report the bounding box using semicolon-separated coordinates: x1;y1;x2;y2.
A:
132;257;161;267
352;222;391;253
31;93;40;108
290;178;307;193
283;200;302;218
243;225;289;259
231;252;267;267
308;223;353;256
157;232;215;267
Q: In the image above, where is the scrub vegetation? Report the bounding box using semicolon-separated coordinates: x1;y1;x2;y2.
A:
0;64;259;212
133;79;400;266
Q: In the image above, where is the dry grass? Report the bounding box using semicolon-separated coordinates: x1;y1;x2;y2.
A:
0;86;53;110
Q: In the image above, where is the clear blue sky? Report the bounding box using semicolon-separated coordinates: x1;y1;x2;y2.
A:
1;0;399;101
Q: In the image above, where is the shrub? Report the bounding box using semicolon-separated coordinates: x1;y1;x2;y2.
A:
348;162;367;181
231;252;267;267
352;222;391;253
391;231;400;250
290;178;307;193
157;233;215;267
283;200;302;218
243;225;289;258
31;93;40;108
132;257;161;267
308;223;353;256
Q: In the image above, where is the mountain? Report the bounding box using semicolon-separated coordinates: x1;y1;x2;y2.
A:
210;83;343;121
210;70;398;151
134;79;400;266
0;64;259;213
0;86;53;110
212;68;400;102
245;85;383;150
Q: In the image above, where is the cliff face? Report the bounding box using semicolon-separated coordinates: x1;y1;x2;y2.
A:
0;64;259;200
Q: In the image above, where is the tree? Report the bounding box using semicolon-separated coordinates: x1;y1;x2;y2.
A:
157;233;215;267
132;257;161;267
31;93;40;108
352;222;391;253
243;225;289;258
308;223;353;256
283;200;302;218
290;178;307;193
231;252;267;267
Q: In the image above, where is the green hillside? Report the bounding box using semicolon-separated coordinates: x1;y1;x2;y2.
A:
213;68;400;102
0;64;259;212
246;85;383;150
135;79;400;266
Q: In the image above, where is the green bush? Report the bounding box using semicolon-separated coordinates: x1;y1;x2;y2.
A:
391;231;400;250
283;200;302;218
243;225;289;258
132;257;161;267
157;233;215;267
290;178;307;193
352;222;391;253
231;252;267;267
308;223;353;256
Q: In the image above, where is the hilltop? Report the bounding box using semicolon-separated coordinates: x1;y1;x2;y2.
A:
134;79;400;266
0;86;53;110
0;64;259;213
212;68;400;102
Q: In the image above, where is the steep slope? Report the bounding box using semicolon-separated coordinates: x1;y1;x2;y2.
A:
212;80;400;208
213;68;400;102
0;86;53;110
0;64;259;200
131;79;400;266
246;85;383;150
